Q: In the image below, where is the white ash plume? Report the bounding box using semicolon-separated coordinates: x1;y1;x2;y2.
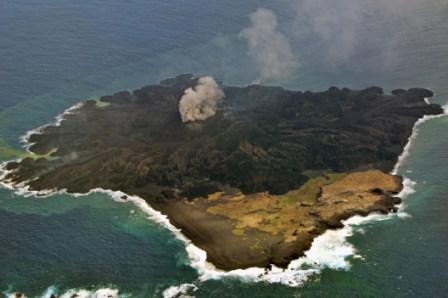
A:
179;76;225;123
240;8;299;83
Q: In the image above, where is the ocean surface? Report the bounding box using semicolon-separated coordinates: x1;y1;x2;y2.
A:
1;1;448;297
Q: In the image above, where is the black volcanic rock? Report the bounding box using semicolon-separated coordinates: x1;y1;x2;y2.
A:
3;74;443;200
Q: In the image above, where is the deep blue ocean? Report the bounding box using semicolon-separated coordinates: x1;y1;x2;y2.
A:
1;1;448;297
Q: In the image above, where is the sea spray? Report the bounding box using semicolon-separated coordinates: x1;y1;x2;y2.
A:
395;178;416;219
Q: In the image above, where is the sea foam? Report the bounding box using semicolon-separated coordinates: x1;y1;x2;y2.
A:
392;98;448;175
3;287;122;298
163;283;198;298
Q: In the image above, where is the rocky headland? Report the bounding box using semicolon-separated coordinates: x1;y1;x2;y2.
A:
1;74;443;270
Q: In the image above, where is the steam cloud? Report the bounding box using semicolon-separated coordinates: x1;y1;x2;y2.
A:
293;0;448;67
179;76;225;123
238;0;446;79
240;8;299;83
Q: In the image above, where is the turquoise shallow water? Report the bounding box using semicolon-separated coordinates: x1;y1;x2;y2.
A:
1;1;448;297
0;191;197;296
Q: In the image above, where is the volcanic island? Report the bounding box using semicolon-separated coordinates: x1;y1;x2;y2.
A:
1;74;443;270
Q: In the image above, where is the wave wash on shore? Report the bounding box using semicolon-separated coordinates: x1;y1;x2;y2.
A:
0;98;447;297
3;286;124;298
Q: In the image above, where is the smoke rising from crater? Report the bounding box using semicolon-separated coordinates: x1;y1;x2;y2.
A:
240;8;299;83
179;76;225;123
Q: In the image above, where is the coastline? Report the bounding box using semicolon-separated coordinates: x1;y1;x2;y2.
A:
0;96;447;296
0;170;410;289
19;102;85;154
392;100;448;175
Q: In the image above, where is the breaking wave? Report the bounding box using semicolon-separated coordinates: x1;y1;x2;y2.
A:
3;286;124;298
162;283;198;298
19;102;85;152
392;99;448;175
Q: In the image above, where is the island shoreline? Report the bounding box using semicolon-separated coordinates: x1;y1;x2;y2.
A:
0;90;446;287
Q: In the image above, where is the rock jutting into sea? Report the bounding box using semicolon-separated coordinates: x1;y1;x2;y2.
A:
1;74;444;270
